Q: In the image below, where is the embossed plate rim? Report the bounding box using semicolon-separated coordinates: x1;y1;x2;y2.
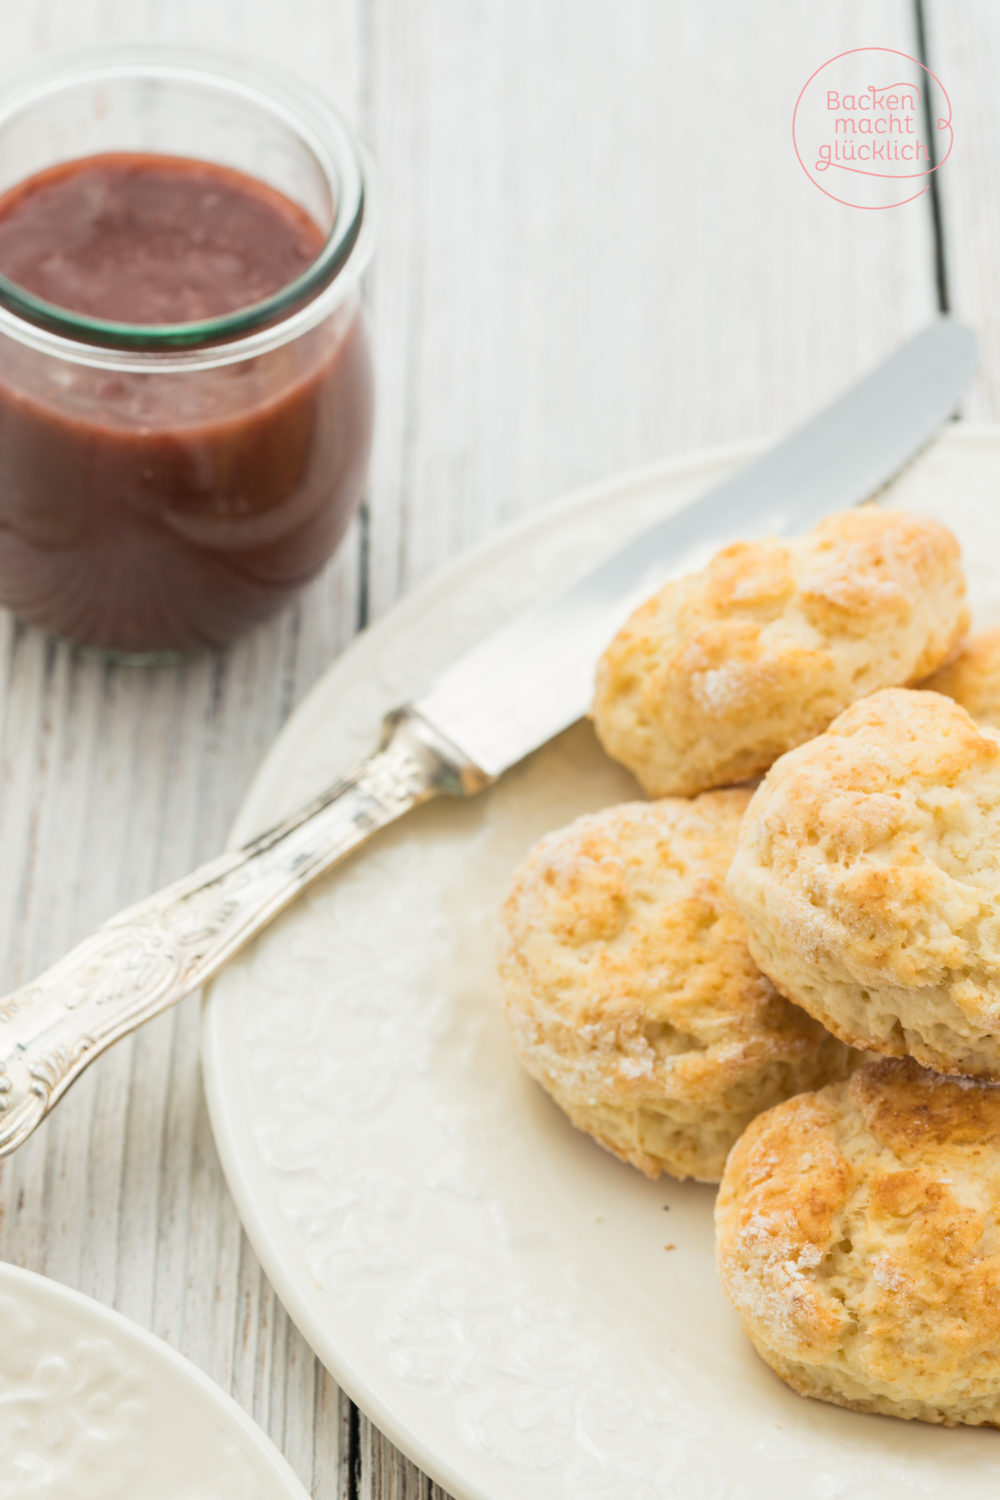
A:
202;426;1000;1500
0;1258;311;1498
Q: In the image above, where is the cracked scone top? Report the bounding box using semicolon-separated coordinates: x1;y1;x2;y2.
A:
716;1057;1000;1426
498;790;852;1182
591;507;968;797
727;687;1000;1078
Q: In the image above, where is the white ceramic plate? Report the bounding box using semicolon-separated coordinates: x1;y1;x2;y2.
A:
202;426;1000;1500
0;1260;308;1499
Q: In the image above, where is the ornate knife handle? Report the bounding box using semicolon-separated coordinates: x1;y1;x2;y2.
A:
0;708;487;1158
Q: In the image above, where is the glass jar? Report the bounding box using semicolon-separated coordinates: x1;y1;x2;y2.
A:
0;50;375;654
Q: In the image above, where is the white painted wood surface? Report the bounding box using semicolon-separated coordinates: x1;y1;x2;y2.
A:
926;0;1000;421
0;3;979;1495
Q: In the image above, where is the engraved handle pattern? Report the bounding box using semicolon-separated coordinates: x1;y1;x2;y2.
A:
0;709;486;1157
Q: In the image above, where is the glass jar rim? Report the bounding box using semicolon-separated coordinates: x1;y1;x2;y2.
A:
0;47;375;372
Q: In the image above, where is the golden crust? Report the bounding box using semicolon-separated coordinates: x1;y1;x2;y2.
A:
727;688;1000;1078
591;507;969;797
716;1057;1000;1426
923;625;1000;729
499;790;852;1182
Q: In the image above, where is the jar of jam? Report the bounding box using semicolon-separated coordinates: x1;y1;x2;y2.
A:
0;51;375;653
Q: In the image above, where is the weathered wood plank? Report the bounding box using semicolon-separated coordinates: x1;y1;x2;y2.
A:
363;0;938;621
924;0;1000;416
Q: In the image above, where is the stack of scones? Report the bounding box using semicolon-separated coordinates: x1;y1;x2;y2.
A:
499;504;1000;1427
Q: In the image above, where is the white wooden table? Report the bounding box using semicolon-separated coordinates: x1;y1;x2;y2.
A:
0;3;994;1495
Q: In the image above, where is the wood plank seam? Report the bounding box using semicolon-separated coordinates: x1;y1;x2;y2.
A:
914;0;952;313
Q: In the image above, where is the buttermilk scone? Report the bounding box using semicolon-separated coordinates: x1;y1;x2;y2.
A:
591;507;968;797
499;790;852;1182
727;688;1000;1079
716;1058;1000;1426
924;625;1000;728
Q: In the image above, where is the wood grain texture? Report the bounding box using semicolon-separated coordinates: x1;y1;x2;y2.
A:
924;0;1000;414
0;2;955;1498
362;0;937;618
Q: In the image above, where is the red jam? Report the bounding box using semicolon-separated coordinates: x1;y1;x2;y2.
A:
0;152;373;651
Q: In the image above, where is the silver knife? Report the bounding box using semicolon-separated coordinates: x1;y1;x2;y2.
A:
0;319;976;1156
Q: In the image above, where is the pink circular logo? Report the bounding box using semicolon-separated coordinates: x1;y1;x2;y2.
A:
793;47;952;209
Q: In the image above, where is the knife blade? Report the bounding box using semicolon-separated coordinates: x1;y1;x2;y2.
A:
415;319;977;778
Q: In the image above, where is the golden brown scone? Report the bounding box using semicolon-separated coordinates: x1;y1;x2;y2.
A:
499;790;853;1182
716;1057;1000;1426
727;687;1000;1079
592;507;968;797
923;625;1000;728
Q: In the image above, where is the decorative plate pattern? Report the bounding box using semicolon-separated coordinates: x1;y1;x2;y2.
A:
202;430;1000;1500
0;1262;308;1500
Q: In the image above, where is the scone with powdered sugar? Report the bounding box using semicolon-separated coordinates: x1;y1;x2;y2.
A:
591;507;968;797
499;789;852;1182
717;1057;1000;1426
